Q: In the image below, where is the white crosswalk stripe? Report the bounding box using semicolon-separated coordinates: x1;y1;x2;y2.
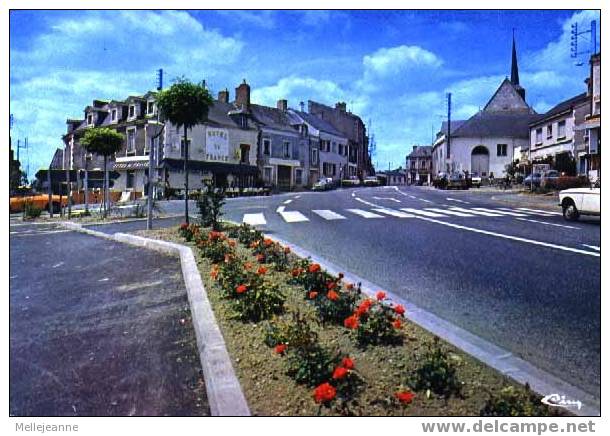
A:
243;213;267;226
425;208;475;217
278;210;309;223
346;208;384;218
516;207;561;216
372;208;414;218
400;208;446;218
312;209;346;220
448;207;503;217
471;207;528;217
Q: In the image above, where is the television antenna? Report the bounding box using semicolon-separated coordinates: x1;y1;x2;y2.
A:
571;20;597;66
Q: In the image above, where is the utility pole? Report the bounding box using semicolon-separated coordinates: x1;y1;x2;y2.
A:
446;93;452;168
47;166;53;218
147;68;164;230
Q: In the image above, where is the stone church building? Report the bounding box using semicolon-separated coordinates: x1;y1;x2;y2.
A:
432;37;538;178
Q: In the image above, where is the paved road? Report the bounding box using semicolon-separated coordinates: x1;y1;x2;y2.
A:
212;186;599;399
9;222;209;416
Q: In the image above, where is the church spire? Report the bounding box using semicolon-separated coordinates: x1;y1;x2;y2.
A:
511;29;520;86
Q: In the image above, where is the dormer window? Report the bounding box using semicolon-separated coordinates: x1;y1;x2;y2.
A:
87;114;93;126
129;105;136;119
300;124;308;137
111;109;117;122
147;101;155;115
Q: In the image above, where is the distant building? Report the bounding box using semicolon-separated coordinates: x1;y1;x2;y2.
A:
405;145;432;184
432;36;538;179
582;53;601;182
377;169;406;186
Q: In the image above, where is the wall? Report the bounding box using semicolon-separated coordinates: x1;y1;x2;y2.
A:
529;113;575;159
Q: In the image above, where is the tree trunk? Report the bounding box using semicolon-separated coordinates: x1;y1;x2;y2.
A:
184;125;189;224
103;155;107;219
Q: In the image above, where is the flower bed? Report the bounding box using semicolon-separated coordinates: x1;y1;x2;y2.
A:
138;223;561;416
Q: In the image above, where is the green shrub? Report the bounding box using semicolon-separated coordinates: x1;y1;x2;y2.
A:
310;283;360;325
237;223;264;246
179;223;201;242
23;200;42;219
412;338;462;398
196;230;232;263
347;296;404;347
231;279;285;322
251;238;292;271
480;384;555;417
197;187;225;230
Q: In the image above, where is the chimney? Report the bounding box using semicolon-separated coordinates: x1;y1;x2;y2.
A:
277;99;288;111
413;145;418;151
218;88;229;103
335;102;347;112
235;79;251;109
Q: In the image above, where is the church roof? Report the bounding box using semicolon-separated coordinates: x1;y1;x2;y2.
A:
482;78;534;113
452;111;538;139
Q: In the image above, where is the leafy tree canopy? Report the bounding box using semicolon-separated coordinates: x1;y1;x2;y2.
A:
156;78;214;130
81;127;124;157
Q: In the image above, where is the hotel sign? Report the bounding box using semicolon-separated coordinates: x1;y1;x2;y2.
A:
205;128;229;161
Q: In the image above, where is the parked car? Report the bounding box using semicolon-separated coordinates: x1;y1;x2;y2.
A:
559;187;600;221
312;177;334;191
342;176;361;187
10;193;67;214
523;170;560;188
363;176;380;187
469;172;482;188
435;173;469;190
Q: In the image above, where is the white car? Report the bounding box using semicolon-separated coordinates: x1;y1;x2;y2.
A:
559;187;600;221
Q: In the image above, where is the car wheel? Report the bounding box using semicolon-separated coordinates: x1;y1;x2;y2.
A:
562;202;579;221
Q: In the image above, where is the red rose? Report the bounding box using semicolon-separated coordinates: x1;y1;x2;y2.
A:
244;262;253;270
392;319;402;329
395;391;415;404
327;281;336;290
394;304;406;315
291;268;301;277
257;266;268;275
256;254;265;263
344;315;359;329
332;366;348;380
313;383;336;404
236;284;247;294
308;263;321;273
274;344;287;355
341;357;354;370
327;290;339;301
264;238;273;247
376;291;386;301
228;240;236;247
346;283;354;290
309;291;318;299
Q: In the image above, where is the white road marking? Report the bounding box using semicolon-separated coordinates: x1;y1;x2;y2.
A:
400;208;446;218
419;198;433;203
412;216;599;257
446;198;470;204
449;207;503;217
276;206;285;213
98;278;110;282
11;230;71;237
355;197;378;207
295;195;301;199
516;218;579;229
243;213;267;226
582;244;600;251
372;196;401;203
283;199;293;205
517;207;561;216
345;209;384;218
52;262;64;269
426;208;475;217
278;210;310;223
312;209;346;220
472;207;528;217
351;192;355;197
372;208;414;218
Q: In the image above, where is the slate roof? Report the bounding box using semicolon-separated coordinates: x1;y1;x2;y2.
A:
438;120;466;136
452;111;538;139
250;104;297;133
529;93;588;126
207;100;256;129
407;145;432;158
291;110;344;137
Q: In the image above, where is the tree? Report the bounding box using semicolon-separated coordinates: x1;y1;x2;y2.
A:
81;127;124;218
156;78;214;224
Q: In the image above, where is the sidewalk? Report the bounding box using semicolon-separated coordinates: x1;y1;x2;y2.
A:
490;192;560;211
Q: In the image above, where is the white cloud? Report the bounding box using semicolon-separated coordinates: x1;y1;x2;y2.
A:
251;75;348;110
215;10;276;29
363;45;443;77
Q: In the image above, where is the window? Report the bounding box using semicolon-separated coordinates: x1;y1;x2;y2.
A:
546;124;553;139
323;162;336;177
311;148;319;165
180;138;191;158
496;144;507;157
338;144;344;155
87;114;93;125
240;144;250;163
126;171;135;189
535;128;543;144
111;109;117;122
295;169;303;185
264;167;272;183
127;129;136;153
129;105;136;118
300;124;308;137
147;101;155;115
557;120;566;138
331;142;337;153
263;138;271;155
283;141;290;158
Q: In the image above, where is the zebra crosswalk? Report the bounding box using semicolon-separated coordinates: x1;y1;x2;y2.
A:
241;205;565;226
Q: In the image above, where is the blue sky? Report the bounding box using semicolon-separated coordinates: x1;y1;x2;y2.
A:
10;9;600;178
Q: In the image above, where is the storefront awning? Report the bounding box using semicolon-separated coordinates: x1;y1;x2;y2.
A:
161;158;259;176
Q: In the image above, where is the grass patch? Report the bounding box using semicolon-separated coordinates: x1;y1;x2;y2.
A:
134;224;564;417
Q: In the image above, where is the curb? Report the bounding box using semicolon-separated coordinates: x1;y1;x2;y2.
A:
266;233;600;417
60;222;250;416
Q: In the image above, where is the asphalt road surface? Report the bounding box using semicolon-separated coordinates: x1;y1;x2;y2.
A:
9;222;209;416
196;185;599;399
